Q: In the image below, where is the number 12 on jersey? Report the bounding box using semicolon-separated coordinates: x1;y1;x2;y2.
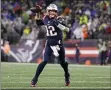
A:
45;25;57;36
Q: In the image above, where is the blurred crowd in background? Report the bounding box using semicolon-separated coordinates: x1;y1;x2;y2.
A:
1;0;111;64
68;0;111;40
1;0;111;45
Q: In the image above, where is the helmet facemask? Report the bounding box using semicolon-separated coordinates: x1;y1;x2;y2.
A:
47;4;58;18
48;10;57;18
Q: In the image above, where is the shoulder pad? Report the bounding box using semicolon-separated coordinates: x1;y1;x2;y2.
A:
42;14;49;20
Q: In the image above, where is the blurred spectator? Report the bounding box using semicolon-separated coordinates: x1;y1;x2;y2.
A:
98;39;108;65
1;40;10;62
69;0;111;40
106;41;111;64
75;44;81;64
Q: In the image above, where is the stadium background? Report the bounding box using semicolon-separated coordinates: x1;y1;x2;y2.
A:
1;0;111;89
1;0;111;64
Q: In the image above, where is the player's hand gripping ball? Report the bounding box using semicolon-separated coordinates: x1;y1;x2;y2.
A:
30;5;42;13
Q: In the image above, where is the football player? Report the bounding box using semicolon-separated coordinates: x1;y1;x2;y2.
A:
30;4;70;87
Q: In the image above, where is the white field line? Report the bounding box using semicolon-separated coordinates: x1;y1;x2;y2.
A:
1;73;110;76
1;76;110;79
1;69;110;73
1;67;110;70
2;87;111;89
1;73;111;78
1;81;111;83
1;67;111;71
1;62;111;68
2;76;110;79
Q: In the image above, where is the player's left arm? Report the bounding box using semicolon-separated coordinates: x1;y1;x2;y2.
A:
57;23;69;32
56;17;70;32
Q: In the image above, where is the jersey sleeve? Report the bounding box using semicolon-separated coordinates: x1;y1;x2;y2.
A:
36;15;48;26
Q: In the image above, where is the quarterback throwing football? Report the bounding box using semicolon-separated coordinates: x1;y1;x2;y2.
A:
31;4;70;87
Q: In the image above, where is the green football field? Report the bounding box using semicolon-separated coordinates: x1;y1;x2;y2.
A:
1;62;111;89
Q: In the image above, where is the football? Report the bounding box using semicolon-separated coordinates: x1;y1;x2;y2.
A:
30;5;42;13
